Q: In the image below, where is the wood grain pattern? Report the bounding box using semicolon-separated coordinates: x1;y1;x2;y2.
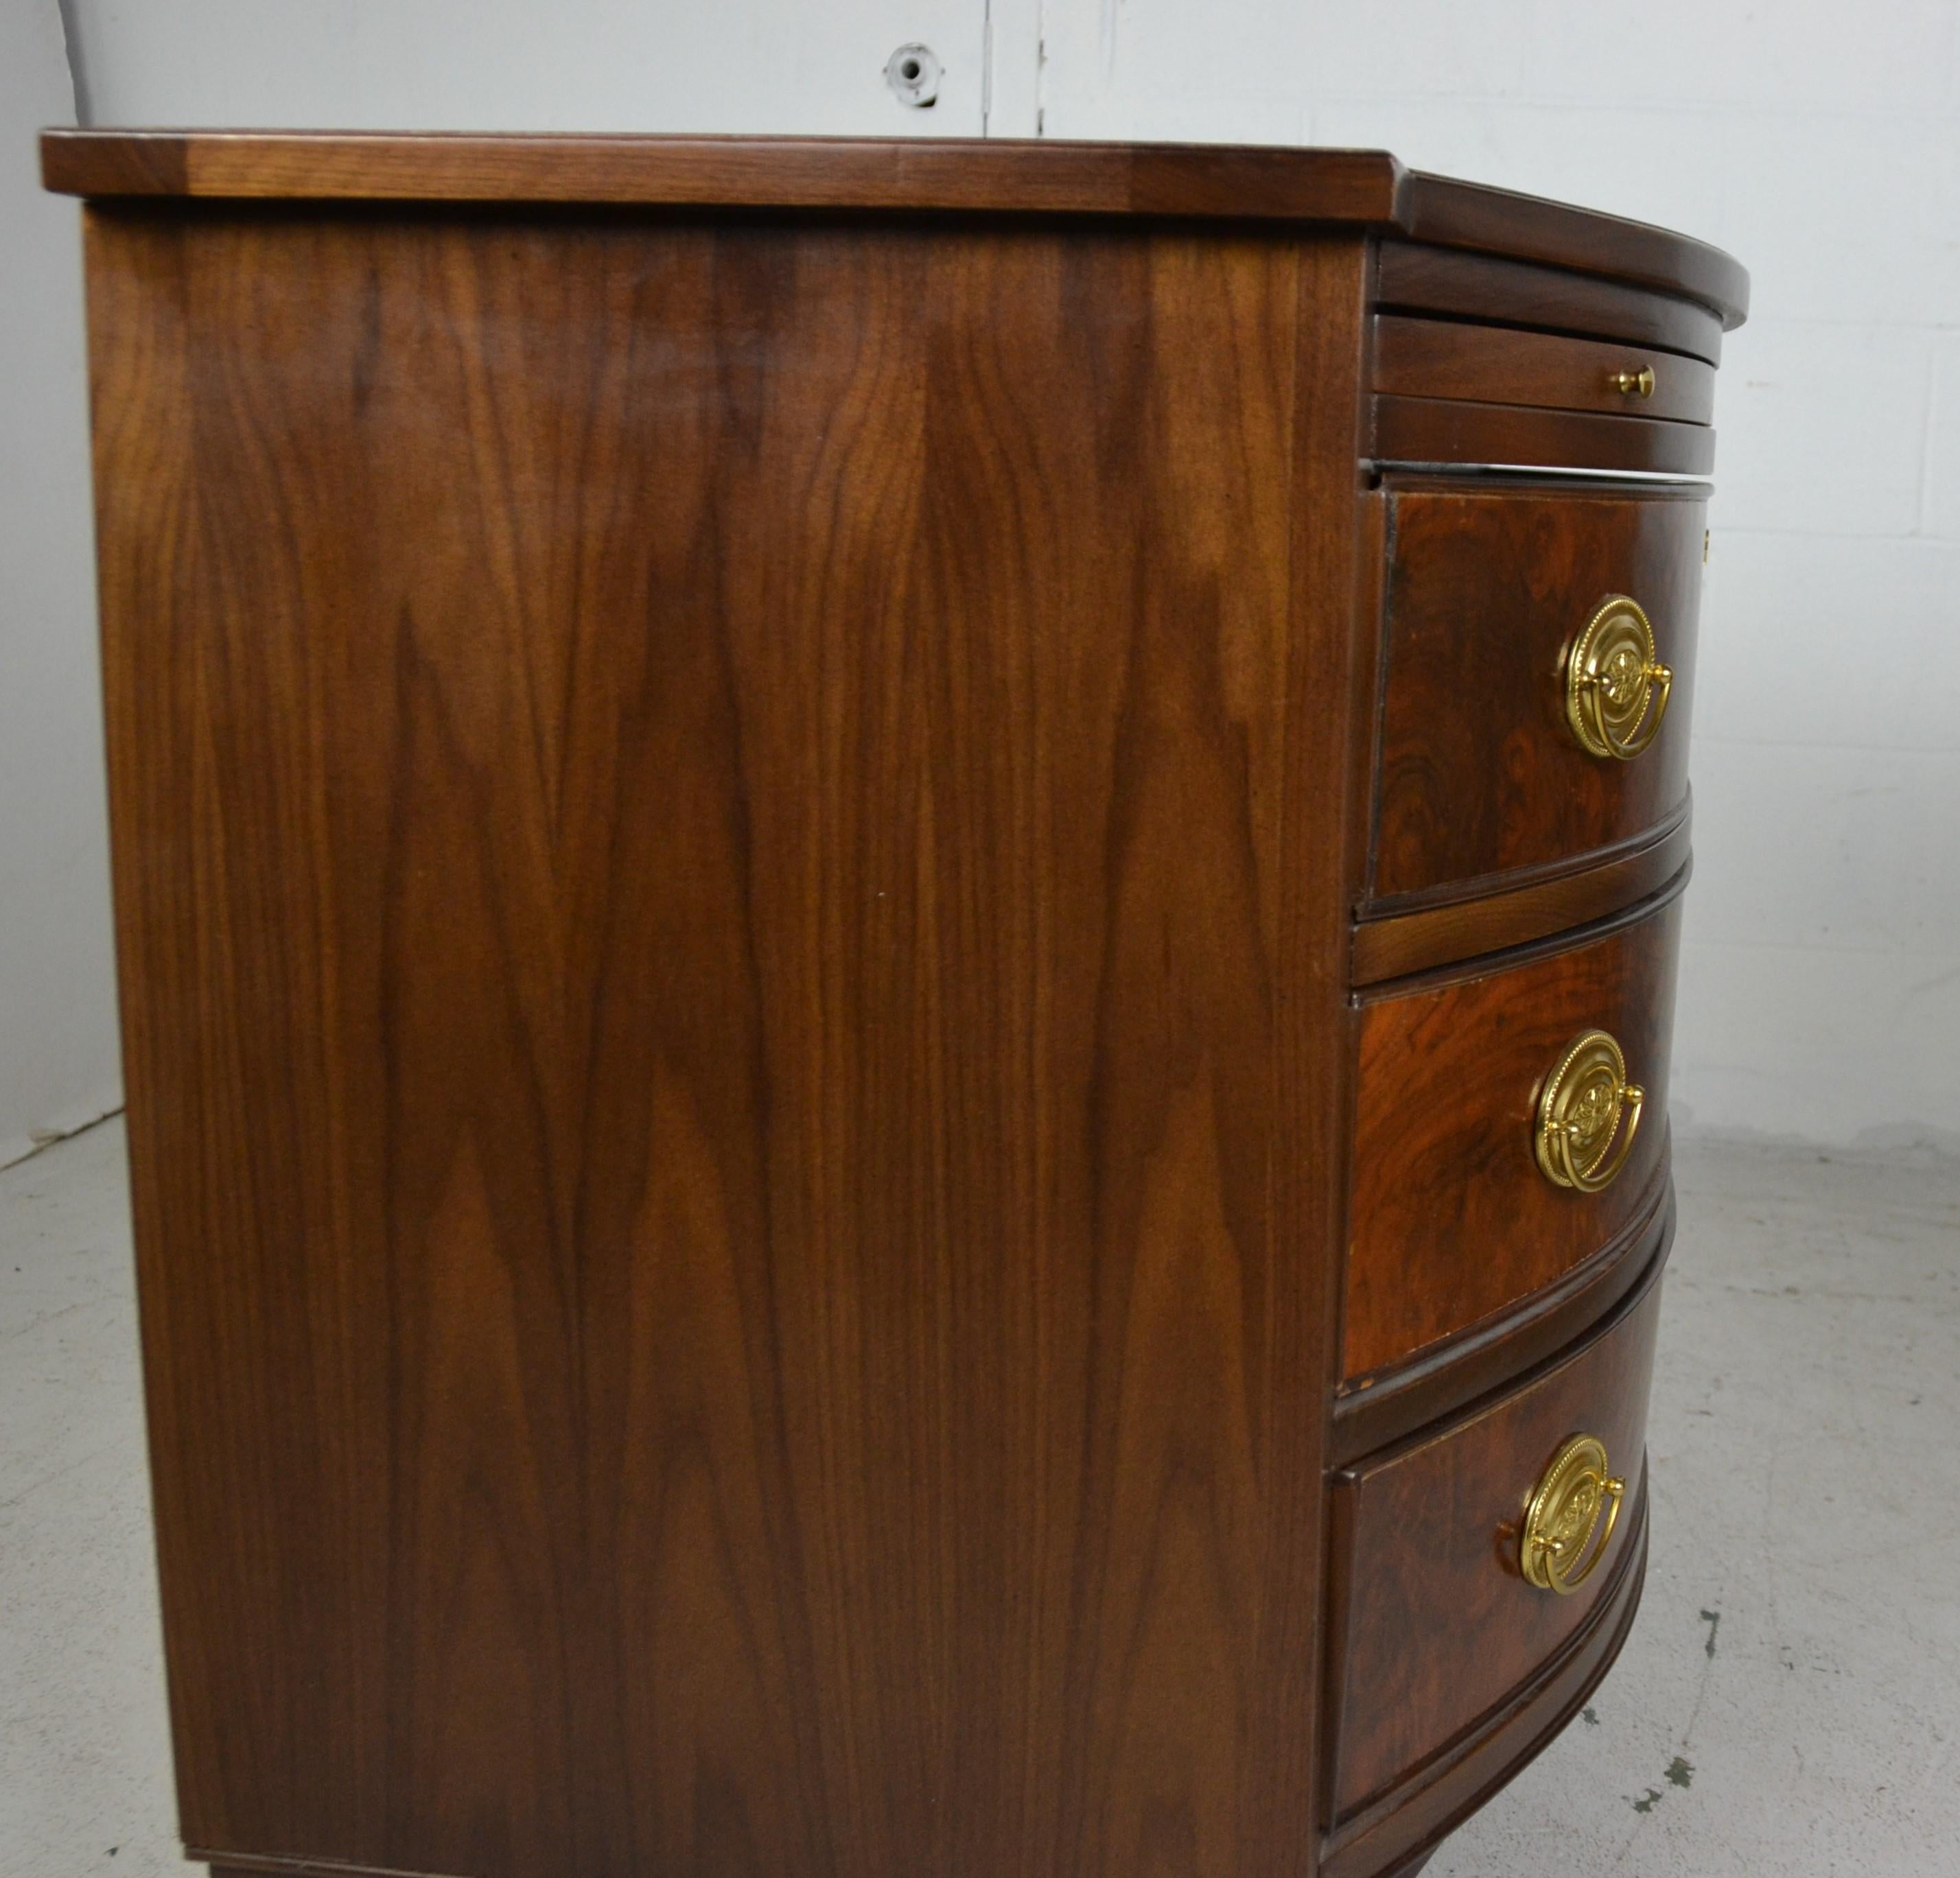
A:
1370;482;1705;907
1371;394;1716;475
42;132;1751;328
1319;1496;1648;1878
1327;1266;1663;1816
1344;891;1682;1378
59;143;1747;1878
47;132;1403;222
1372;316;1714;425
1399;171;1748;327
88;204;1368;1878
1375;242;1723;366
1331;1177;1671;1466
1351;812;1690;985
1270;237;1382;1878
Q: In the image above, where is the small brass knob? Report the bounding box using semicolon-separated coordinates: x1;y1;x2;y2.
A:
1521;1435;1625;1595
1608;364;1655;398
1535;1029;1644;1194
1563;595;1672;760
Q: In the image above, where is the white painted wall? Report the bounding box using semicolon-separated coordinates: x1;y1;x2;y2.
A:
0;2;120;1169
66;1;993;134
33;1;1960;1149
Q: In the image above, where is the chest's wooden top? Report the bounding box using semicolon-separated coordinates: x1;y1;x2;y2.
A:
40;130;1749;326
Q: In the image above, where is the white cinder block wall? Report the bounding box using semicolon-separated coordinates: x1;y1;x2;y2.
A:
41;0;1960;1152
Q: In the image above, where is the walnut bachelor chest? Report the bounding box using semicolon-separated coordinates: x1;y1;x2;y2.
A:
45;131;1747;1878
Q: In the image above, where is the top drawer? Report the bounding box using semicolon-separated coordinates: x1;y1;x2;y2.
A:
1374;316;1715;425
1369;481;1703;908
1367;283;1722;474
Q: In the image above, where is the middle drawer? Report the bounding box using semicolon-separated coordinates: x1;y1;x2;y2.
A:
1344;889;1681;1381
1369;479;1703;909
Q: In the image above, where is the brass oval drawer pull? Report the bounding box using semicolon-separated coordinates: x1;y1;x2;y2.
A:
1521;1433;1626;1595
1535;1028;1644;1193
1607;364;1655;397
1563;594;1673;760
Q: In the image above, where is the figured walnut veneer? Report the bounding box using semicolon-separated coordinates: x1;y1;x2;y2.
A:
49;132;1743;1878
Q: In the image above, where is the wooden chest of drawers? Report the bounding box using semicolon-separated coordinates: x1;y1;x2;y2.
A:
45;132;1746;1878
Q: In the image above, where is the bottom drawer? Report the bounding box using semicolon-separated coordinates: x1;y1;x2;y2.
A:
1325;1256;1663;1822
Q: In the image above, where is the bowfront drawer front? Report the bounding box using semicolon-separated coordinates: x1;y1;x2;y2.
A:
1327;1266;1662;1822
1370;482;1703;908
1373;316;1716;424
1345;890;1681;1381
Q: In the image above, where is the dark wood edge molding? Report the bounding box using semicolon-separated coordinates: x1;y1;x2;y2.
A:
1375;242;1724;367
1401;171;1748;329
1374;468;1710;504
40;133;1747;325
1371;393;1718;477
45;134;1406;224
1345;491;1393;911
1363;795;1692;924
1312;478;1392;1840
1353;813;1692;985
1355;858;1690;1005
194;1856;466;1878
1335;1191;1672;1481
1320;1494;1651;1877
1331;1168;1674;1464
1357;486;1399;913
1281;237;1382;1866
1317;1462;1365;1829
38;131;1405;215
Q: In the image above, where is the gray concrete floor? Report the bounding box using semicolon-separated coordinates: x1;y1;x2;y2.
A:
2;1121;1956;1877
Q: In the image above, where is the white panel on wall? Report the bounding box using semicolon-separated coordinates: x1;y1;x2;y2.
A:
1031;0;1960;1151
0;3;121;1168
70;0;991;135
